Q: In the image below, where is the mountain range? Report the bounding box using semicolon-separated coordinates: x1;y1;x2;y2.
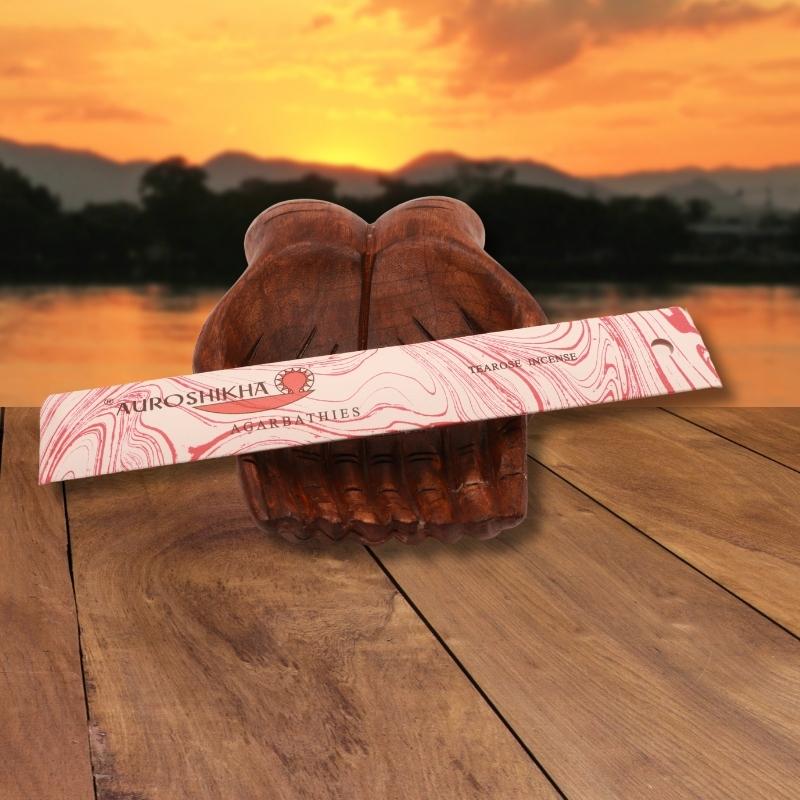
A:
2;136;798;214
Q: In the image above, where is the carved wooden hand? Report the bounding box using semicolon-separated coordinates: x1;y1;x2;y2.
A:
193;197;547;543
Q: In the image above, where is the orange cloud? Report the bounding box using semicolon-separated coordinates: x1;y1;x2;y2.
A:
42;103;165;124
306;12;335;31
0;25;140;79
362;0;800;93
0;25;161;127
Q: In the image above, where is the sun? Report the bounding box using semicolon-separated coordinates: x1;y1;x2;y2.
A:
306;142;391;170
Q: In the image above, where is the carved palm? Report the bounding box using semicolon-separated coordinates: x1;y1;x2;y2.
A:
194;197;547;543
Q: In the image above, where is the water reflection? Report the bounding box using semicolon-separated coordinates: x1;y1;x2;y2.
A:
0;283;797;406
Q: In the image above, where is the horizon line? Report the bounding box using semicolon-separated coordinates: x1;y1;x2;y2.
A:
1;134;799;178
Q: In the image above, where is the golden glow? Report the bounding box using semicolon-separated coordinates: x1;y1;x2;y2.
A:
1;1;798;173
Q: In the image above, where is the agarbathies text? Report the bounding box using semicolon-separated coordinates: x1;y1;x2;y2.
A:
233;407;361;433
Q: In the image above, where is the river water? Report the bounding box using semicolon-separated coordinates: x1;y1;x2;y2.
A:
1;283;797;406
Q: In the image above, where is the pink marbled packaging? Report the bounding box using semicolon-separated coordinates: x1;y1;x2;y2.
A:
39;306;721;484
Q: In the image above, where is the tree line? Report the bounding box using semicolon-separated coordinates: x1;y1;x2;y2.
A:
1;157;798;286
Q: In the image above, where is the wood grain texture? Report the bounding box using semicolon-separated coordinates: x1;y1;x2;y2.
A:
0;408;94;800
669;407;800;471
528;408;800;634
194;197;547;544
65;454;557;800
373;460;800;800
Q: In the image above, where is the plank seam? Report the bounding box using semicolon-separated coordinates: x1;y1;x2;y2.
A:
62;483;100;800
528;454;800;645
662;407;800;475
0;407;4;479
364;544;569;800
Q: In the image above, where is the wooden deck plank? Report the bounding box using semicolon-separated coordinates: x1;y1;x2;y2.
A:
65;456;558;800
669;407;800;471
528;407;800;634
374;460;800;800
0;408;95;800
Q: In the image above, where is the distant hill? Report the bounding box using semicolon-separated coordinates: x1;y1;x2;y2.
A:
204;151;383;197
1;136;798;214
594;165;800;212
393;150;600;197
659;177;750;218
0;138;151;209
0;139;601;207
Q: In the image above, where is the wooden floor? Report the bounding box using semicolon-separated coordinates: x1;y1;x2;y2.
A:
1;406;799;800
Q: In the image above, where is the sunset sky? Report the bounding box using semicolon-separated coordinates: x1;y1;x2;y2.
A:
2;0;799;174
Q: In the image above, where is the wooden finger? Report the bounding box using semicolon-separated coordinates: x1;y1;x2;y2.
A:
444;421;496;540
401;428;453;543
485;415;529;535
365;434;419;541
